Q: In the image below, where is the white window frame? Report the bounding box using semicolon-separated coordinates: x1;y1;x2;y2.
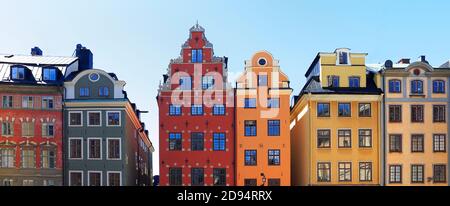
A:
87;111;102;127
88;171;103;186
68;111;83;127
337;51;351;65
106;138;122;160
68;137;83;160
106;111;121;127
107;171;122;186
87;137;102;160
41;123;54;138
68;170;84;186
42;96;54;109
22;96;34;108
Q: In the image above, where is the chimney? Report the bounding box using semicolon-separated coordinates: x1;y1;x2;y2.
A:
419;55;429;64
397;58;410;64
163;74;169;83
75;44;93;70
31;47;43;56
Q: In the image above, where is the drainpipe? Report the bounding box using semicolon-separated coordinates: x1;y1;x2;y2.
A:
61;86;66;186
381;75;386;186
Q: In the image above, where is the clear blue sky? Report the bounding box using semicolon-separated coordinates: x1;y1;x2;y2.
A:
1;0;449;175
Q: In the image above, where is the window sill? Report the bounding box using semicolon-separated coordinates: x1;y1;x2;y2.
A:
410;94;425;97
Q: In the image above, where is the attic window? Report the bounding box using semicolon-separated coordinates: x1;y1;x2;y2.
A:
11;66;26;80
338;51;350;65
43;67;57;81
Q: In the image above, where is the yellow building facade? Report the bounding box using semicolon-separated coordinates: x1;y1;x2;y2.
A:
382;58;449;186
235;51;292;186
290;48;383;186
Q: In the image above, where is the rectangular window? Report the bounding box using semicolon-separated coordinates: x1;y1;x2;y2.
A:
338;130;351;148
411;105;424;122
107;111;121;126
258;75;268;86
389;134;402;152
213;133;226;151
43;68;57;81
268;149;280;166
268;120;280;136
0;149;15;168
41;148;56;169
267;98;280;108
338;103;351;117
88;138;102;160
69;112;82;126
169;133;182;151
389;165;402;184
11;66;25;80
107;172;121;186
318;130;331;148
42;97;54;109
41;123;54;137
22;96;34;108
389;105;402;122
349;77;360;88
213;168;226;186
317;162;331;182
21;148;35;168
359;129;372;148
69;171;83;186
107;138;121;160
359;162;372;182
433;165;446;183
328;75;340;87
179;76;192;90
244;179;257;186
411;165;424;184
191;105;204;116
411;134;424;153
169;105;182;116
191;133;204;151
433;80;446;93
88;112;101;126
213;105;225;116
338;162;352;182
244;150;257;166
433;105;446;123
317;103;330;117
79;88;90;97
244;120;257;136
99;87;109;97
1;122;13;136
389;80;402;93
268;179;281;186
202;76;214;90
359;103;371;117
191;49;203;63
169;168;182;186
244;98;257;109
88;172;102;186
433;134;446;152
69;138;82;159
411;80;424;94
21;122;34;137
2;96;13;108
191;168;204;186
338;51;349;65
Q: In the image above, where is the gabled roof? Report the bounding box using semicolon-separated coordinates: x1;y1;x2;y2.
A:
0;54;77;66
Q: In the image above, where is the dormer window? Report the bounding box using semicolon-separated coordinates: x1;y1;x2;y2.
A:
349;77;360;88
43;67;57;81
191;49;203;63
11;66;26;80
338;51;350;65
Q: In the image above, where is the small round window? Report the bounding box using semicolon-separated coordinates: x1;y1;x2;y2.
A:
258;58;267;66
89;73;100;82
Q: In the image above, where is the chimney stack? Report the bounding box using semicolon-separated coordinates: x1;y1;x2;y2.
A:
419;55;429;64
31;47;43;56
397;58;411;64
75;44;93;70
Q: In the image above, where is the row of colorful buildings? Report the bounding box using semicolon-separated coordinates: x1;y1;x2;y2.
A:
158;24;449;186
0;45;154;186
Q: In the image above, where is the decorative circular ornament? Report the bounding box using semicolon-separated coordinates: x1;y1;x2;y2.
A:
89;73;100;82
413;69;421;76
258;58;267;66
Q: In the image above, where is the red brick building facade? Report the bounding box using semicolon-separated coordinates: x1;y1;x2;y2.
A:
157;24;235;186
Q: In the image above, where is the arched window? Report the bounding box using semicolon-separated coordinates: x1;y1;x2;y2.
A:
411;80;424;94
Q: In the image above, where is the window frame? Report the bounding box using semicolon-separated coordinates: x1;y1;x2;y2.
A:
79;87;90;97
68;111;83;127
213;133;226;151
317;162;331;182
68;171;84;186
433;105;446;123
106;138;122;160
433;134;447;153
432;80;446;94
388;79;402;93
389;165;402;184
169;104;182;116
87;137;102;160
411;164;425;184
244;98;257;109
411;134;425;153
42;67;58;81
244;120;257;137
338;129;352;148
349;76;360;88
317;103;330;117
168;133;182;151
169;167;183;186
267;120;281;136
212;104;225;116
338;103;352;117
359;162;373;182
11;65;26;80
268;149;281;166
87;171;103;187
411;105;424;123
433;164;447;183
68;137;83;160
338;162;352;182
107;171;122;186
190;133;204;151
358;129;372;148
106;111;121;127
244;150;257;166
190;105;204;116
411;80;424;95
87;111;102;127
389;134;402;153
358;103;371;117
317;129;331;148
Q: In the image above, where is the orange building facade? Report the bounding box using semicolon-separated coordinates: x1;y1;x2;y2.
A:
235;51;292;186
